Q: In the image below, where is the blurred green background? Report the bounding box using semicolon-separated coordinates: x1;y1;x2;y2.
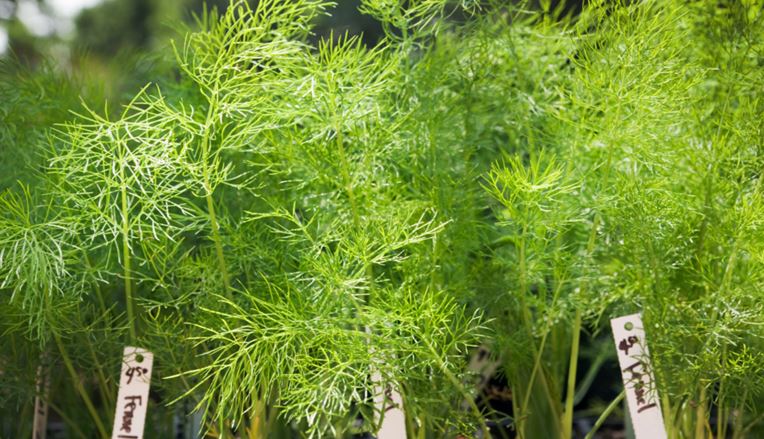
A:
0;0;389;99
0;1;584;93
0;0;390;57
0;0;381;80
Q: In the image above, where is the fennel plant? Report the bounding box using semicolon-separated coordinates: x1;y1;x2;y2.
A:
1;1;762;438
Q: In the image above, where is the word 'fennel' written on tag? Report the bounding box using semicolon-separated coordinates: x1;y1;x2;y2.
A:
611;314;667;439
618;336;656;413
33;361;50;439
374;377;407;438
112;347;153;439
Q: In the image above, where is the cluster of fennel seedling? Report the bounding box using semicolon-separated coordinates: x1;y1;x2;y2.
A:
1;1;762;438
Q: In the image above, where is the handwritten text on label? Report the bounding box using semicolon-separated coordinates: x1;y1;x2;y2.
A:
111;346;153;439
610;313;667;439
33;361;50;439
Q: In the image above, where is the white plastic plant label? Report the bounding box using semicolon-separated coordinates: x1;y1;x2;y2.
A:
111;346;153;439
373;372;407;439
367;324;406;439
32;363;50;439
610;313;666;439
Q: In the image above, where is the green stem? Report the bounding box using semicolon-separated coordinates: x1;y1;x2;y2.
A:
662;393;677;439
561;197;604;437
54;332;109;439
573;343;608;406
584;390;625;439
717;363;726;439
694;384;707;439
205;191;232;295
514;222;561;438
423;339;491;439
518;225;530;329
562;310;581;439
329;83;383;437
730;389;747;439
510;382;522;438
49;401;89;439
87;338;115;411
416;417;426;439
334;119;361;232
487;234;516;251
520;327;550;422
200;89;232;297
83;250;108;317
120;166;136;342
331;95;368;311
513;224;532;439
739;411;764;439
248;394;266;439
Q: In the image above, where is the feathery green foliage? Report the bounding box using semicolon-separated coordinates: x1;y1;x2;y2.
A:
1;1;763;438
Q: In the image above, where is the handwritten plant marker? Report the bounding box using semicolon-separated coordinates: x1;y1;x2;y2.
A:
372;371;407;439
610;314;666;439
33;361;50;439
111;346;153;439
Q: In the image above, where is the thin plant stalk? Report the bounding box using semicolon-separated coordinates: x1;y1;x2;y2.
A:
514;218;563;439
53;331;109;439
87;339;115;410
201;91;232;296
120;154;136;342
583;390;625;439
49;401;89;439
562;309;581;439
738;412;764;439
423;339;491;439
563;155;606;439
83;250;108;317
